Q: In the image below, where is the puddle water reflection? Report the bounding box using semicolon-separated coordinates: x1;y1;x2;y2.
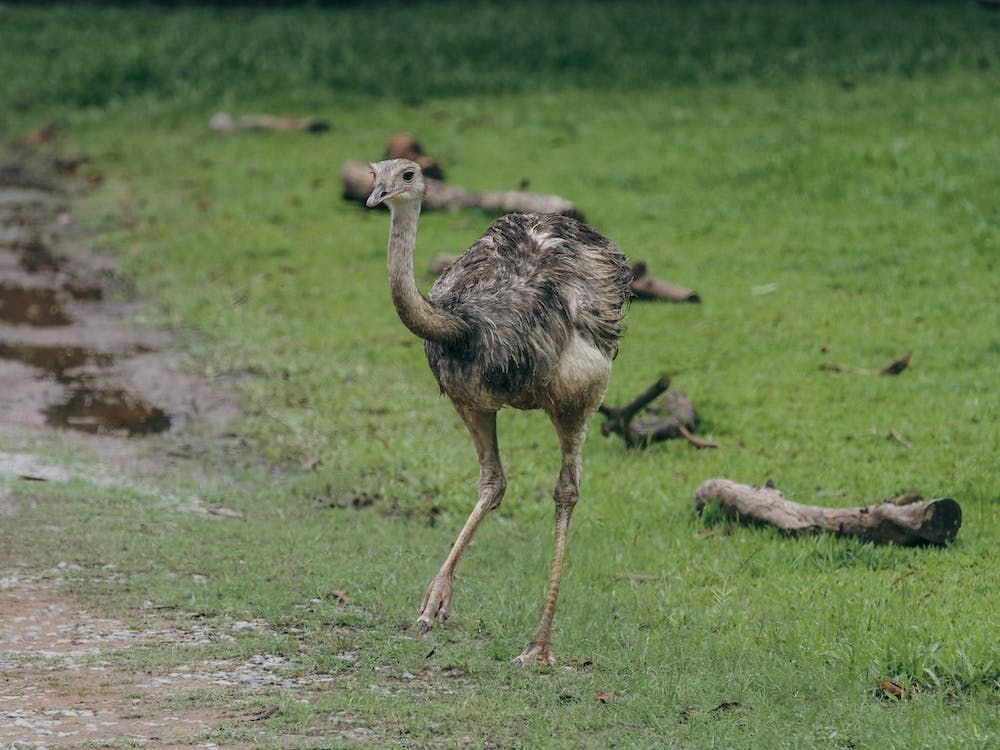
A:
0;283;71;326
44;387;171;436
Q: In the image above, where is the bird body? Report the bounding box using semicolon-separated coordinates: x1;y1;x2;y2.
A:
367;158;629;665
426;212;630;412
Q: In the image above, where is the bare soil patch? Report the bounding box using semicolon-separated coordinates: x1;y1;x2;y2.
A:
0;143;238;441
0;569;385;748
0;573;216;747
0;141;298;748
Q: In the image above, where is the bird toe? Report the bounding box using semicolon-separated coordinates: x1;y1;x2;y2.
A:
511;643;553;667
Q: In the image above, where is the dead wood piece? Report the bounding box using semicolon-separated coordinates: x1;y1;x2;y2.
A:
341;159;582;218
676;423;718;450
600;375;713;449
385;132;445;179
693;478;961;546
629;261;700;303
600;375;671;430
887;428;912;448
878;351;912;375
210;112;331;134
820;351;911;376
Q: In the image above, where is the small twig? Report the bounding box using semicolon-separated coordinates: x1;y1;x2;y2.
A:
820;351;911;376
887;429;912;448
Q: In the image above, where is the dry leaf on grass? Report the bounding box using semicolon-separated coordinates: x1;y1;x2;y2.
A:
877;680;905;699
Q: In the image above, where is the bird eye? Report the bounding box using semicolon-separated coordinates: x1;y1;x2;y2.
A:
402;170;414;182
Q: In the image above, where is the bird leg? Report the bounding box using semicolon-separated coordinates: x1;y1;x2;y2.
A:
512;422;585;667
417;409;505;635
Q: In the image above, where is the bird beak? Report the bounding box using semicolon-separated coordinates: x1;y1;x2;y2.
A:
366;183;387;208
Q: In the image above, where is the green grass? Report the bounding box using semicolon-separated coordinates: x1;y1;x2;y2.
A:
1;2;998;748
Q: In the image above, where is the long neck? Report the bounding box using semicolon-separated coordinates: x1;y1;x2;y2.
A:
386;200;466;345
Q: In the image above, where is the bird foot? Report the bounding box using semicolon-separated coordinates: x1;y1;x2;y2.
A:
511;642;554;668
416;575;453;636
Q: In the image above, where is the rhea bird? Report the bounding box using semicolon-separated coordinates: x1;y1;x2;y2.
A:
367;159;631;665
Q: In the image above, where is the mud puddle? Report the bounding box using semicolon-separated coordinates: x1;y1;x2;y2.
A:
0;141;238;439
0;137;267;748
0;282;72;326
44;386;172;435
0;342;114;376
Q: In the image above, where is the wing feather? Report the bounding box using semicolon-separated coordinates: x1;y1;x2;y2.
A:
425;214;631;400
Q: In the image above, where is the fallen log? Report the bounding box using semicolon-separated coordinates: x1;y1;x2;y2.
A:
341;160;582;218
820;351;911;376
210;112;331;134
599;375;715;449
693;478;961;546
629;261;700;303
384;132;445;179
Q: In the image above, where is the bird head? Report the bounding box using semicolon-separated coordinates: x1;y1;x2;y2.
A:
366;159;426;209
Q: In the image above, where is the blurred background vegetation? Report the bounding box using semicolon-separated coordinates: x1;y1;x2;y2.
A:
2;0;998;128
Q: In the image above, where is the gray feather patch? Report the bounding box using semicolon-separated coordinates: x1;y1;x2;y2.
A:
425;213;631;399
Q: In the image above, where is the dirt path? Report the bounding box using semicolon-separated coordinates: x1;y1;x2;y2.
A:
0;565;383;748
0;144;238;438
1;571;218;747
0;140;342;747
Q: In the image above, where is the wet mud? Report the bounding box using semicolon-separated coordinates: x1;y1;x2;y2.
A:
0;144;238;438
0;139;257;749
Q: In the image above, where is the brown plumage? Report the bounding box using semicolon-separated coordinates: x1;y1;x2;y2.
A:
367;159;630;665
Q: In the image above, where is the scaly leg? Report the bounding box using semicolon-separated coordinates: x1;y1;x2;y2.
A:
417;407;505;635
512;416;587;667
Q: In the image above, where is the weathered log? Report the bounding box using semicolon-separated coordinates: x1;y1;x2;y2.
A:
599;375;715;449
600;375;671;434
341;160;582;218
385;132;445;179
629;261;700;303
693;478;961;546
210;112;331;133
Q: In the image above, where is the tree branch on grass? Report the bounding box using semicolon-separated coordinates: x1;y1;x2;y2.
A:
341;159;582;217
693;478;961;546
820;351;911;376
210;112;331;133
599;375;716;449
629;261;700;302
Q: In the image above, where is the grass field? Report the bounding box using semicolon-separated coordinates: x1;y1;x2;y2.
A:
1;2;998;748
